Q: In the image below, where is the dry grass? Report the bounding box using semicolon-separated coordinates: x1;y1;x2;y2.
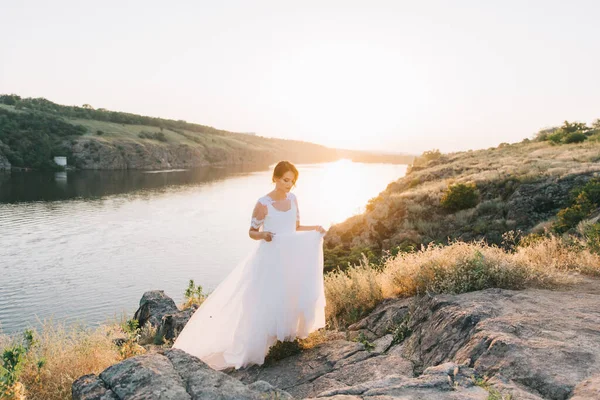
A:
0;318;131;400
324;258;384;330
324;236;600;328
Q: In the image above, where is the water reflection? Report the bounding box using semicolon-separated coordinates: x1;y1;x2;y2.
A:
0;164;270;203
54;172;68;185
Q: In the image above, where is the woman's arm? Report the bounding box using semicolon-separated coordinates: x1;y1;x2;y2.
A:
293;194;326;233
249;200;273;241
249;227;273;241
296;223;327;234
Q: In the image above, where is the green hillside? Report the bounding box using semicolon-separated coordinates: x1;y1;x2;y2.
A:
0;94;414;170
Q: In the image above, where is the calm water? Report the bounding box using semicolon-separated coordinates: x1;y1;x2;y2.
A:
0;161;407;335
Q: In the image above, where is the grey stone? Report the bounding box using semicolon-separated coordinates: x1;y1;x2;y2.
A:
157;305;197;341
402;287;600;400
73;349;295;400
72;374;119;400
133;290;179;329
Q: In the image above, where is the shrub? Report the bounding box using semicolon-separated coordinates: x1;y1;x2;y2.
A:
554;194;593;234
572;178;600;206
544;121;592;144
182;279;206;309
0;331;31;399
563;132;587;144
407;149;442;173
578;222;600;254
441;183;479;212
138;131;168;142
324;245;379;273
553;178;600;233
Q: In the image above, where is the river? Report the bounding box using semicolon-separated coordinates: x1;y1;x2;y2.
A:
0;160;407;335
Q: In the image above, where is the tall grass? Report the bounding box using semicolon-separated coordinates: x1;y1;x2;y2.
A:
324;236;600;328
0;319;124;400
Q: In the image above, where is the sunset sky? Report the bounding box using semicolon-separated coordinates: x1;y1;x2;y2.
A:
1;0;599;154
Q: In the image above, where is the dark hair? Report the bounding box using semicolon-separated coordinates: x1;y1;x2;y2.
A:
272;161;298;184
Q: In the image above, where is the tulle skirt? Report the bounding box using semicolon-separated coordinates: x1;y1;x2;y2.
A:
172;230;326;370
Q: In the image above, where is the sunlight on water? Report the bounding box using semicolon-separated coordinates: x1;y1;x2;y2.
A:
0;160;406;335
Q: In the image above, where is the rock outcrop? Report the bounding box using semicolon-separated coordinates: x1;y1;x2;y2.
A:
401;286;600;400
133;290;179;329
230;280;600;399
132;290;196;342
72;348;293;400
75;279;600;399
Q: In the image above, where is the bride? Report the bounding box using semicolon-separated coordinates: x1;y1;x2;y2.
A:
172;161;327;370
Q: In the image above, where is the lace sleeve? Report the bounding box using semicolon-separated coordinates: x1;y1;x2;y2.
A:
250;200;267;230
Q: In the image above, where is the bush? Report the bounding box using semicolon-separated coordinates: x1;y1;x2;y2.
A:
407;149;442;173
0;329;42;399
441;183;479;212
554;178;600;233
563;132;587;144
579;222;600;254
572;178;600;206
138;131;168;142
543;120;593;144
324;245;379;273
554;194;594;234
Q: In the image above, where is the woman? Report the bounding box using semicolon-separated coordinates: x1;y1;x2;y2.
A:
172;161;327;370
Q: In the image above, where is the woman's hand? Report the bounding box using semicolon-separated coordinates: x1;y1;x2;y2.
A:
315;225;327;234
262;231;275;242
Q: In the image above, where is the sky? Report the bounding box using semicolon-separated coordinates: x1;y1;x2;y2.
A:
1;0;599;154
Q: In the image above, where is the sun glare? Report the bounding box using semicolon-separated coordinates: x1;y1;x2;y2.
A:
291;160;407;228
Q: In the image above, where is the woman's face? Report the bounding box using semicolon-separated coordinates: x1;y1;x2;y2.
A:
275;171;296;192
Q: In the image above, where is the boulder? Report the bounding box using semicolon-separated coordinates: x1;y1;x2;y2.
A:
133;290;179;329
72;348;293;400
157;305;198;341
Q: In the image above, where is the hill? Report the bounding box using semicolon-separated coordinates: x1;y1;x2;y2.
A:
0;94;414;170
324;138;600;271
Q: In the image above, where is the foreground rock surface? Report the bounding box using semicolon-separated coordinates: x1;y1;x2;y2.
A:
230;280;600;399
72;348;292;400
75;279;600;399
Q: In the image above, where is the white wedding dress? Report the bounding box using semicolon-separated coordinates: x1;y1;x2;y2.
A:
172;192;326;370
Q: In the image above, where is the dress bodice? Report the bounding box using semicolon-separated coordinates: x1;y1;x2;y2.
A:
251;192;299;235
